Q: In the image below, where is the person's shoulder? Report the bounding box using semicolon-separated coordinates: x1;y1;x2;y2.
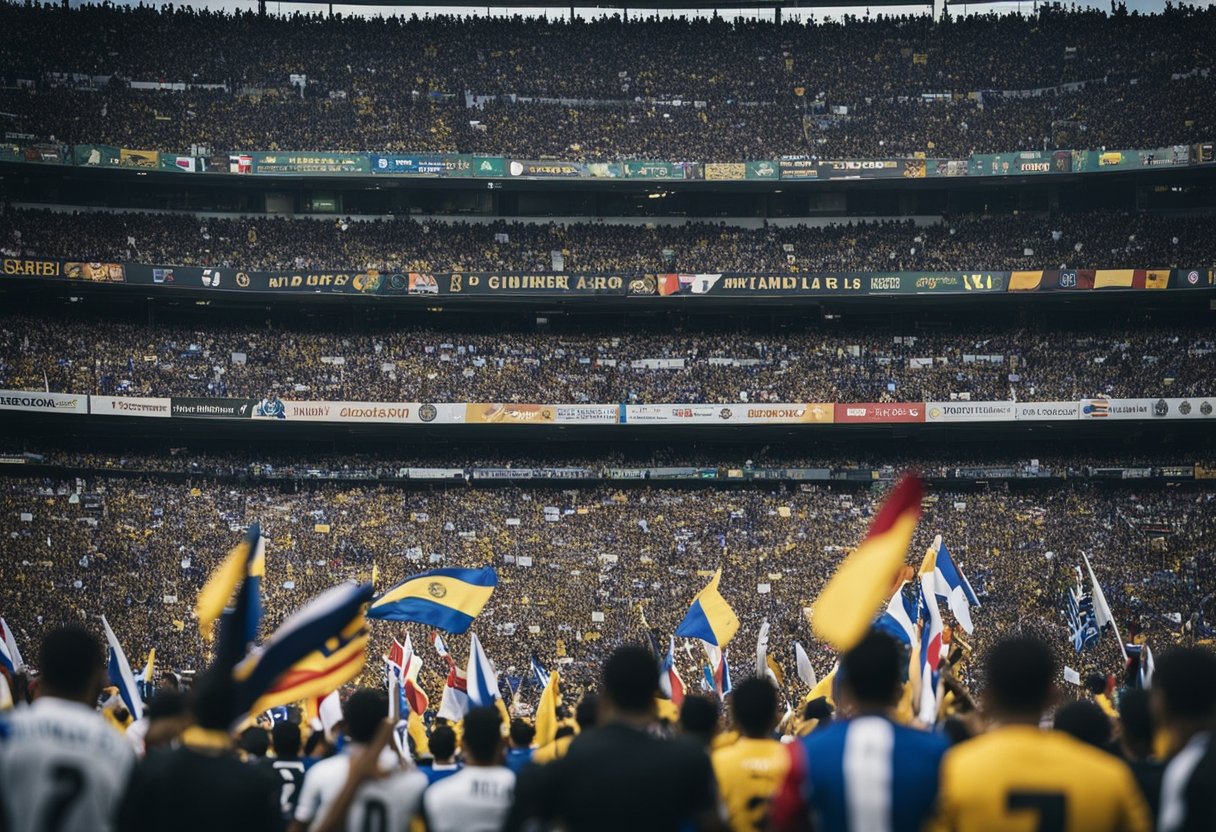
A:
892;721;950;756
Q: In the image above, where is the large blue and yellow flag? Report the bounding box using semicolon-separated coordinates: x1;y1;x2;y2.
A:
196;524;264;670
675;569;739;647
233;581;375;715
367;566;497;634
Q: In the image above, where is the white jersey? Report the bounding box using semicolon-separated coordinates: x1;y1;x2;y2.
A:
422;766;515;832
293;744;404;831
345;769;427;832
0;697;136;832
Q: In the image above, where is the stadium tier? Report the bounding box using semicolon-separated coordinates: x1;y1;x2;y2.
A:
3;4;1216;832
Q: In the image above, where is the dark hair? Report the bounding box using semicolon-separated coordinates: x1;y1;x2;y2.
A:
983;637;1056;717
145;691;187;721
731;677;779;738
603;646;659;713
679;695;719;742
463;707;503;764
509;718;535;747
343;689;387;744
575;693;599;729
1154;646;1216;720
38;626;104;698
159;671;180;691
272;721;302;758
1085;673;1107;695
429;725;457;761
802;696;834;726
239;725;270;758
840;631;902;706
1118;689;1155;754
1053;701;1112;750
189;669;239;730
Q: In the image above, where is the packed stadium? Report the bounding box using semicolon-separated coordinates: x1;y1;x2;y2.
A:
1;1;1215;830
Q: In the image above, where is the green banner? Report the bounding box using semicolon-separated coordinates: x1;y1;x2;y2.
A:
623;160;690;180
745;160;779;180
249;152;370;174
73;144;121;167
471;156;507;177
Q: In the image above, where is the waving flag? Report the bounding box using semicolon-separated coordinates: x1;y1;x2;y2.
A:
398;636;429;714
812;475;924;651
0;618;24;675
928;538;981;634
437;663;470;721
531;654;550;690
1082;552;1126;660
916;547;945;724
794;642;817;689
196;524;264;671
233;581;374;716
659;637;686;707
702;641;732;697
874;584;919;647
101;615;143;722
465;633;501;707
675;569;739;647
368;567;497;634
1066;577;1101;653
535;671;561;747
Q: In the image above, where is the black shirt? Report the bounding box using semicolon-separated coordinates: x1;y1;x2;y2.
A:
117;745;284;832
1160;733;1216;832
508;722;717;832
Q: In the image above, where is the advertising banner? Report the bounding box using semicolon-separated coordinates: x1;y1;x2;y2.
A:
90;396;172;417
1169;269;1215;290
465;403;555;424
622;403;833;424
650;273;867;297
867;272;1007;294
623;161;693;180
250;152;370;174
970;151;1073;177
551;405;620;425
158;155;199;173
433;273;629;296
1014;402;1080;420
507;160;620;178
369;155;473;177
118;148;160;168
471;156;507;177
74;144;121;167
778;159;820;180
0;390;87;415
248;398;464;424
746;160;779;180
833;403;926;423
1080;397;1216;420
925;401;1016;422
169;398;257;418
704;162;746;180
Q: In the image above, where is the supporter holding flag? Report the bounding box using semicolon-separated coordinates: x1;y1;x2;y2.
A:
713;676;789;832
926;537;981;634
102;614;144;723
367;566;497;634
0;626;136;832
933;637;1151;831
770;631;948;832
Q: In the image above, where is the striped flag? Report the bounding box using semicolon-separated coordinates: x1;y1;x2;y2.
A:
658;637;686;707
465;633;501;707
0;618;24;675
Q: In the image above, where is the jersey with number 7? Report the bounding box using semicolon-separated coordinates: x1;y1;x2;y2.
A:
932;726;1151;832
0;697;136;832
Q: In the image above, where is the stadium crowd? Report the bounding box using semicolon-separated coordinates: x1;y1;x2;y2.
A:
1;4;1215;158
2;311;1213;403
5;208;1216;274
0;474;1208;697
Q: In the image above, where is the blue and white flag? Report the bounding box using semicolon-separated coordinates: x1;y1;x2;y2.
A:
928;538;981;634
466;633;501;707
0;618;24;675
916;576;944;724
1065;575;1101;653
874;586;919;647
530;654;549;690
101;615;143;722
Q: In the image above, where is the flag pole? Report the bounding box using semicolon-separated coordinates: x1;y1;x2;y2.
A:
1081;551;1128;661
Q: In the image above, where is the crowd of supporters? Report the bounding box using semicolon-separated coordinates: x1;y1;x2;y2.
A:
2;310;1212;403
5;208;1216;274
0;471;1209;699
2;4;1215;158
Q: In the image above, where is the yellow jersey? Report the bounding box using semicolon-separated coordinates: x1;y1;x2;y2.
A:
934;725;1151;832
712;737;790;832
531;734;575;764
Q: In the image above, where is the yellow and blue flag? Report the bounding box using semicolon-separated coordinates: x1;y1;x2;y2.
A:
196;524;264;669
233;581;375;716
675;569;739;647
367;566;497;634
